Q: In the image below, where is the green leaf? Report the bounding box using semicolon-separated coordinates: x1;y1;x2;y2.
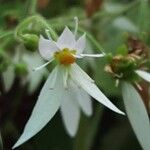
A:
135;70;150;83
104;3;125;14
113;17;139;33
122;82;150;150
116;44;128;56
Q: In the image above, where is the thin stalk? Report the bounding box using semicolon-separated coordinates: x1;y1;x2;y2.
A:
0;31;14;40
0;132;2;150
27;0;37;15
138;0;149;33
73;106;104;150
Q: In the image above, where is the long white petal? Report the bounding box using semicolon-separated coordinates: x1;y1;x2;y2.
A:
13;66;62;149
70;64;125;115
122;82;150;150
135;70;150;83
75;33;86;54
71;64;94;83
57;26;76;49
39;36;58;60
60;84;80;137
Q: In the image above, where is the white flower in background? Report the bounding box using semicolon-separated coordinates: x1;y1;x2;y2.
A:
122;69;150;150
23;52;48;93
13;20;125;149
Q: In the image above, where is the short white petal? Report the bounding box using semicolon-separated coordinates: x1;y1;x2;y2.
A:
75;33;86;54
60;87;80;137
39;36;58;60
135;70;150;83
57;26;76;49
69;79;92;116
13;66;63;149
122;82;150;150
78;89;92;116
70;64;125;115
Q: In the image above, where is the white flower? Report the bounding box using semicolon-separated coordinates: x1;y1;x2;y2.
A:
13;25;125;149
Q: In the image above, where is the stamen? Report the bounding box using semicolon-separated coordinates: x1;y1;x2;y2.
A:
74;16;79;38
63;67;69;89
134;82;143;91
33;59;54;71
115;79;119;87
54;48;76;65
49;67;58;90
45;29;52;40
79;53;105;58
73;54;83;58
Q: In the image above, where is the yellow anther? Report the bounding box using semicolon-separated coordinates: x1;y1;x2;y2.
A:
54;48;76;65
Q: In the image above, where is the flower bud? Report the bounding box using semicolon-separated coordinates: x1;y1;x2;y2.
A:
21;34;39;51
15;63;27;75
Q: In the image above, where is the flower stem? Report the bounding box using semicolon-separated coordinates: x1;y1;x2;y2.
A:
27;0;37;15
0;131;3;150
73;105;104;150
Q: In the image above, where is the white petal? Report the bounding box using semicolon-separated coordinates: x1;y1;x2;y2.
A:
71;63;94;83
135;70;150;82
2;65;15;92
122;82;150;150
57;26;76;49
77;89;92;116
74;33;86;54
60;86;80;137
13;66;62;149
39;36;58;60
70;64;125;115
69;79;92;116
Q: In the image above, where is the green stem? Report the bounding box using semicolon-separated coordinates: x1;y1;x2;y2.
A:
0;131;3;150
73;106;104;150
15;15;58;42
138;0;148;33
27;0;37;15
0;31;14;40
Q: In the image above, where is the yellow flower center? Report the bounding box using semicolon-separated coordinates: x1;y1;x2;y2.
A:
54;48;76;65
